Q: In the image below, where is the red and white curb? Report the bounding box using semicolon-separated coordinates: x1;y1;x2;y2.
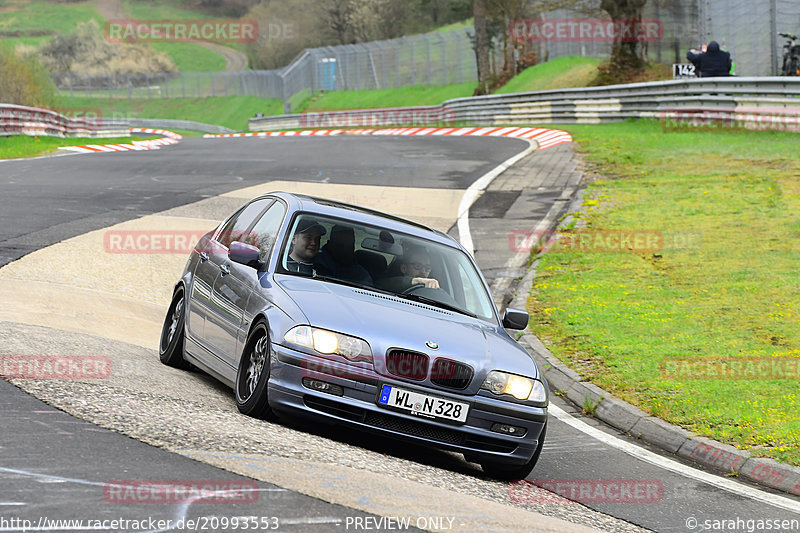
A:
203;127;572;150
59;128;182;154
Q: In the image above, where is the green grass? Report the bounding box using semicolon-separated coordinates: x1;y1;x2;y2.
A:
528;120;800;466
496;56;603;94
0;0;102;35
0;134;157;159
432;19;473;33
120;0;246;69
55;96;282;131
121;0;213;20
298;83;476;112
146;42;226;72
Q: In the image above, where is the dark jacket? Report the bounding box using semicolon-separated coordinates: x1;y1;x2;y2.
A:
687;41;732;77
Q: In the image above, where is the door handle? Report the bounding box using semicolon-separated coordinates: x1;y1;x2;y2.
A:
219;264;230;276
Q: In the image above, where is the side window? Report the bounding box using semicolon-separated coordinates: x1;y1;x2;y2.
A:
216;199;272;249
250;202;287;262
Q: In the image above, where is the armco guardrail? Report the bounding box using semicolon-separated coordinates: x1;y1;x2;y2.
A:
0;104;129;138
249;77;800;132
0;105;233;137
127;118;233;134
249;105;455;131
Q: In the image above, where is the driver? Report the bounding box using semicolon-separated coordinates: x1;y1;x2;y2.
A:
286;218;326;276
378;245;439;292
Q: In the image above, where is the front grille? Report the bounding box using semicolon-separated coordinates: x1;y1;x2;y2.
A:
306;396;519;453
304;396;364;422
431;358;474;390
385;350;429;381
364;412;463;445
464;434;518;453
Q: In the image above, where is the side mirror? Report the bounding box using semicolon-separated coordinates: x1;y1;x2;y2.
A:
229;241;262;269
502;308;529;330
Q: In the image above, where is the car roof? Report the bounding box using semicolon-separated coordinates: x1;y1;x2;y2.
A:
266;191;462;249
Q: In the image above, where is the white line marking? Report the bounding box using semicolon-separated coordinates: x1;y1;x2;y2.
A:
550;404;800;514
489;187;574;300
457;139;538;257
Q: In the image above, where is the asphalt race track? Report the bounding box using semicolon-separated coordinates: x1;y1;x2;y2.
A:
1;136;799;532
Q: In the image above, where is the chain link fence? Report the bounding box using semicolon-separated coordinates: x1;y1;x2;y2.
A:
52;29;492;106
50;2;800;105
699;0;800;76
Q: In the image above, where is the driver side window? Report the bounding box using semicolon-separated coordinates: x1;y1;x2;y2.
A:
250;202;287;262
216;199;272;250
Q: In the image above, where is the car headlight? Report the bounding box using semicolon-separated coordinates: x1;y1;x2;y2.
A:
283;326;372;362
481;371;547;402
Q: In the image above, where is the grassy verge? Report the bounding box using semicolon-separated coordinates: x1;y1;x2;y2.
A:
298;83;476;112
528;120;800;465
0;134;157;159
496;56;603;94
146;42;226;72
55;96;282;131
120;0;244;69
0;0;102;35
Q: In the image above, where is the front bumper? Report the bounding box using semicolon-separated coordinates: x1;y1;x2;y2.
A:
268;343;547;465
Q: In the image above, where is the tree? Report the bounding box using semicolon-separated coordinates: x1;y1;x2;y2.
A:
596;0;649;81
327;0;356;44
473;0;491;95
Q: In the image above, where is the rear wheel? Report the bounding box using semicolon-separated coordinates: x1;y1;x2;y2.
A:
235;320;276;419
159;288;190;369
480;421;547;481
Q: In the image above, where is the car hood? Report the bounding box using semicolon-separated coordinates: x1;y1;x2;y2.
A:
275;275;539;393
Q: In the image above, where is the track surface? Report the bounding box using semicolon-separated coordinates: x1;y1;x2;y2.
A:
1;136;799;532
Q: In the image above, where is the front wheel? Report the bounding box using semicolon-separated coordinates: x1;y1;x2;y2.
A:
480;421;547;481
159;288;190;369
235;320;276;419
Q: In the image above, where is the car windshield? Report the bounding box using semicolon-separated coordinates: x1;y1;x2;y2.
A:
278;213;497;322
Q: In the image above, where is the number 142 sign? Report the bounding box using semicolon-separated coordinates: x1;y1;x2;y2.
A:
673;63;697;78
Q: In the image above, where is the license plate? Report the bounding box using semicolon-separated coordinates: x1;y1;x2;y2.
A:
378;384;469;423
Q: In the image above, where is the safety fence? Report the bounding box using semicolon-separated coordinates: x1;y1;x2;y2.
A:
248;77;800;133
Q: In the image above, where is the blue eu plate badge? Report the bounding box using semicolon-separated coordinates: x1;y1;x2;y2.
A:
380;385;392;404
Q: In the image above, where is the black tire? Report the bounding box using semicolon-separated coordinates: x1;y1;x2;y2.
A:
480;421;547;481
159;288;190;369
235;320;276;419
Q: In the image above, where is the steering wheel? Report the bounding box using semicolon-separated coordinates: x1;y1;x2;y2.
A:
401;283;426;295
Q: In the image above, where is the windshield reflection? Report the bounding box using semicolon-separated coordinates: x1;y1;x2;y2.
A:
277;214;496;321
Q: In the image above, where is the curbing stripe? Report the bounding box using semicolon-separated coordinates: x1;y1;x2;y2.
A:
202;127;573;151
59;128;182;154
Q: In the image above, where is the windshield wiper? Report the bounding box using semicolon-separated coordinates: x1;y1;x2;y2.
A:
397;293;477;318
310;273;372;291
